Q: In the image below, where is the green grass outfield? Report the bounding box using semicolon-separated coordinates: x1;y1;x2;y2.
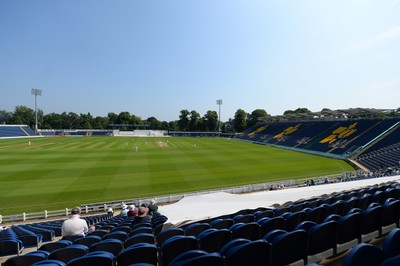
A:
0;137;355;215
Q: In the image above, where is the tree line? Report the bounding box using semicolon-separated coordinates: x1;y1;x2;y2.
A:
1;106;399;133
0;106;262;133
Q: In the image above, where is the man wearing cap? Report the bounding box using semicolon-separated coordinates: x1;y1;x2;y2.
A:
61;207;88;237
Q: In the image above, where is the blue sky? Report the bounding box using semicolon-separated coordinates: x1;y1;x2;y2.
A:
1;0;399;122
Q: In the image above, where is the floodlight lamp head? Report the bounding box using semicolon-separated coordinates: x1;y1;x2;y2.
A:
216;99;223;105
31;88;42;96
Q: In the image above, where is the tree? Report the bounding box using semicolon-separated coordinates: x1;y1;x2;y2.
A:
204;110;218;132
189;110;201;131
116;112;131;125
161;121;170;131
178;109;190;131
284;108;311;115
0;110;13;124
92;116;109;129
147;117;162;130
12;105;36;127
247;109;268;128
42;112;62;129
107;112;118;126
78;113;93;129
233;109;247;132
168;121;178;131
130;114;142;126
64;112;79;130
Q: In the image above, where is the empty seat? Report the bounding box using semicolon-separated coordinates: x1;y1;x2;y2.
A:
89;238;124;257
258;217;285;237
48;244;89;264
342;243;384;266
225;239;271;266
269;230;308;266
156;228;184;247
198;228;232;252
184;223;211;237
73;235;101;248
160;235;198;266
230;222;260;241
39;240;72;253
4;250;49;266
305;221;338;263
169;250;223;266
116;243;158;266
67;251;115;266
125;233;155;248
383;228;400;259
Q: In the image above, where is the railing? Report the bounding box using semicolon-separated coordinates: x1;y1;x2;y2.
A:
0;170;365;225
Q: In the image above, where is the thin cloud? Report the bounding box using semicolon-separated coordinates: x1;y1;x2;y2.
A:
376;25;400;41
339;25;400;56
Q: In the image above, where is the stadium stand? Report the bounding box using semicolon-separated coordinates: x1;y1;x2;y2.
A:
0;125;36;138
240;118;400;172
3;176;400;265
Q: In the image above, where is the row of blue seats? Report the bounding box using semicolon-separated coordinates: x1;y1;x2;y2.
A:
10;221;400;266
0;230;324;266
0;214;114;257
0;126;35;137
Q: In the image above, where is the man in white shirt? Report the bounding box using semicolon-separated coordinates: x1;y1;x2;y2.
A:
61;207;88;237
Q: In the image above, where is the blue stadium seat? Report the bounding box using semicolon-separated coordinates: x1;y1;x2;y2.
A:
48;244;89;264
229;222;260;241
198;228;232;253
383;228;400;259
160;235;198;266
72;235;101;248
269;230;308;265
210;218;234;229
169;250;223;266
305;221;338;263
156;228;184;247
67;251;115;266
257;217;285;237
31;260;66;266
124;233;155;248
102;231;128;242
224;239;271;266
342;243;384;266
219;238;251;257
184;223;211;237
4;250;49;266
129;226;153;237
381;255;400;266
116;243;158;266
89;238;124;257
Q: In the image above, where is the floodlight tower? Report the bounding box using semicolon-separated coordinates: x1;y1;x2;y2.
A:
216;99;223;132
31;88;42;134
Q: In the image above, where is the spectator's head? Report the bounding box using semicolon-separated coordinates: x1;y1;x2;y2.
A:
138;206;149;217
129;205;136;211
122;204;128;209
71;207;81;215
150;198;156;205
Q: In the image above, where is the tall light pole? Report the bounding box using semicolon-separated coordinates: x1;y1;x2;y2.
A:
31;88;42;134
216;99;223;132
